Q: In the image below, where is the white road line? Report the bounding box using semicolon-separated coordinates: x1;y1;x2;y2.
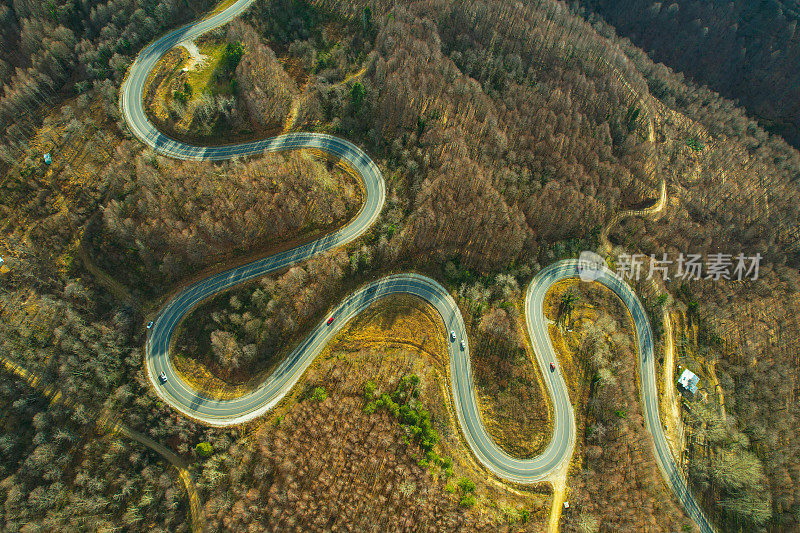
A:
123;3;712;530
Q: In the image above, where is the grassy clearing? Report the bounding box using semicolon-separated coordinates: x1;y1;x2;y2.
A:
326;295;447;362
145;39;230;139
183;42;229;99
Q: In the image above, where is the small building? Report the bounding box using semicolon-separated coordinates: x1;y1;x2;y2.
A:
678;368;700;394
43;153;52;165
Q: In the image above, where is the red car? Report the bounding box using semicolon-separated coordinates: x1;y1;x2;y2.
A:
550;362;556;371
327;316;334;325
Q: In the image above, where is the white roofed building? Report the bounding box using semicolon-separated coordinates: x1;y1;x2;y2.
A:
678;368;700;394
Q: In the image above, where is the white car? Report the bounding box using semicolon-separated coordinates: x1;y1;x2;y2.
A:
158;371;167;383
449;330;456;342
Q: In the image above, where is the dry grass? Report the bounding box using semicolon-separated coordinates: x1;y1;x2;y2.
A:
470;298;555;460
318;296;552;526
170;352;260;401
0;97;119;271
205;0;242;18
223;295;553;528
144;39;229;139
328;294;447;362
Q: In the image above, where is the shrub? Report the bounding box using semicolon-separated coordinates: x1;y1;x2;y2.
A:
458;477;476;493
459;494;476;507
173;90;188;104
311;387;328;402
350;82;366;110
195;442;213;458
220;41;244;74
366;375;440;459
364;380;376;400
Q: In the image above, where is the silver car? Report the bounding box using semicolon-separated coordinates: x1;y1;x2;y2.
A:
459;340;465;351
450;330;456;342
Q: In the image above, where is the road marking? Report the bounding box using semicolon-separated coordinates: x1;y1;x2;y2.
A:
121;4;714;531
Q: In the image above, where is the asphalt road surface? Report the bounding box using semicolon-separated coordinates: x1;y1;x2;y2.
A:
123;1;712;530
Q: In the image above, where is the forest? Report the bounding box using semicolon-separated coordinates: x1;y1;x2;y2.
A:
576;0;800;150
543;280;694;532
0;0;799;530
0;0;220;163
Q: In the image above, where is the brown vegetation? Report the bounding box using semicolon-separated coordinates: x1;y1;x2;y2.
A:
2;0;800;529
0;0;219;165
202;395;490;531
144;20;302;144
196;295;550;530
89;149;362;299
471;303;554;459
578;0;800;150
544;280;693;532
173;250;352;387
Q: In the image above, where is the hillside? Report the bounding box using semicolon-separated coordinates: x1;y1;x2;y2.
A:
577;0;800;150
0;0;799;531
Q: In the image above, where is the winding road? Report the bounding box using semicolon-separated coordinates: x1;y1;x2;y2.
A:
122;2;713;531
